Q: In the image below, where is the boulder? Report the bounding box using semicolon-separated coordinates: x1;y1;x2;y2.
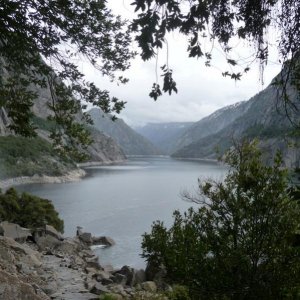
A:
0;221;31;243
54;238;88;255
85;256;101;269
145;263;167;287
113;273;127;286
92;236;115;247
101;278;114;285
103;264;114;273
45;225;63;241
133;269;146;286
114;265;135;286
109;284;126;297
78;232;93;245
0;269;47;300
95;270;110;281
0;236;42;268
90;282;109;295
36;235;61;251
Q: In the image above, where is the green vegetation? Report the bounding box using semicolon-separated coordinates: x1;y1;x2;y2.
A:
132;1;299;103
142;141;300;299
0;135;72;179
99;294;121;300
0;0;134;159
32;116;56;132
244;124;294;139
0;188;64;233
166;285;190;300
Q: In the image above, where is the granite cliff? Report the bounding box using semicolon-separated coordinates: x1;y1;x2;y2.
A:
0;68;125;181
172;70;300;168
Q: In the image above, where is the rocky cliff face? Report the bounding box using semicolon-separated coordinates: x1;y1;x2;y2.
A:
172;71;300;168
88;108;161;156
0;69;126;179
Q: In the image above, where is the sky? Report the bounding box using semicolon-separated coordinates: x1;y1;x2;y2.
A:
82;1;282;127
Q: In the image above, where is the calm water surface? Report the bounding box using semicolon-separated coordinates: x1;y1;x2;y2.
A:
16;156;227;268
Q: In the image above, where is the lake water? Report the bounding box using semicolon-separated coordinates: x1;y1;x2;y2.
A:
16;156;227;269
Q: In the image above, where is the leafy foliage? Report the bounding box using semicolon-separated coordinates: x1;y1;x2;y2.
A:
0;135;73;178
0;188;64;233
142;141;300;299
131;0;300;103
0;0;135;160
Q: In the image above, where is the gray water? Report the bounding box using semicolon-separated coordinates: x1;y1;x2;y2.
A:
16;156;227;268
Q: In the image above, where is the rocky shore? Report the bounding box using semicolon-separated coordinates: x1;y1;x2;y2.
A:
0;158;128;190
0;169;87;190
0;222;167;300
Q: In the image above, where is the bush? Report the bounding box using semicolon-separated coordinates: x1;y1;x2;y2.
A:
0;188;64;232
166;285;190;300
142;141;300;299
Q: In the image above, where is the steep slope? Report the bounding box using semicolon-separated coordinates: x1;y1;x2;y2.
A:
172;75;300;168
0;71;125;179
172;101;252;153
88;108;161;155
135;122;193;154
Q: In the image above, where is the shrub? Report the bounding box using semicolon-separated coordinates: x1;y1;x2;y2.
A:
166;285;190;300
0;188;64;232
142;141;300;299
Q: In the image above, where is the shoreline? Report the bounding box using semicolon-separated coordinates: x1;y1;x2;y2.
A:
172;156;219;163
77;159;126;168
0;159;127;189
0;168;87;190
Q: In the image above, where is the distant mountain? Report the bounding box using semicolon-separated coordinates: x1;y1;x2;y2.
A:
135;122;193;154
172;70;300;168
171;101;252;152
88;108;161;155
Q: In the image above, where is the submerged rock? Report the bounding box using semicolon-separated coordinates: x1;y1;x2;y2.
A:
92;236;115;247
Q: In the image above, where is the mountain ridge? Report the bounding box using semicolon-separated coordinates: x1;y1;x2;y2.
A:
88;108;161;156
172;73;300;168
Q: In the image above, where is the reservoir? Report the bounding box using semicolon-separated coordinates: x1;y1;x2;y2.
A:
16;156;227;268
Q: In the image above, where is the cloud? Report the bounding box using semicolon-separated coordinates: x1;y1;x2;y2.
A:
82;1;282;127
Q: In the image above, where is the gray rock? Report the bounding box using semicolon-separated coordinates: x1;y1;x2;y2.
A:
0;269;45;300
0;236;42;268
133;269;146;286
92;236;115;247
109;284;126;296
0;221;32;243
95;270;110;281
85;267;98;276
90;282;109;295
103;264;114;273
45;225;63;241
36;235;61;251
101;278;114;285
116;265;135;286
113;273;127;286
79;232;93;245
85;256;101;269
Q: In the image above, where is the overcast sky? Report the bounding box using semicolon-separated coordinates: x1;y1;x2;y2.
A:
82;1;282;127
